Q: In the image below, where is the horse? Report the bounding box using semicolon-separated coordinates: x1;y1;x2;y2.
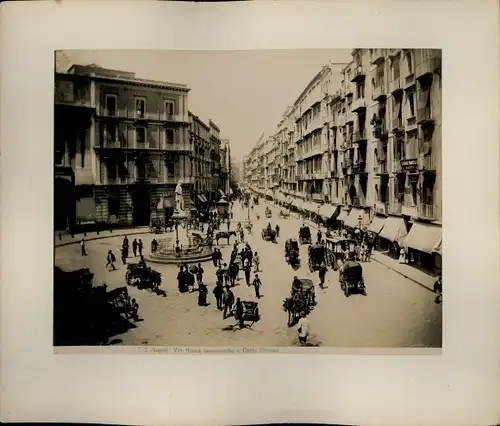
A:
282;295;306;327
214;231;236;246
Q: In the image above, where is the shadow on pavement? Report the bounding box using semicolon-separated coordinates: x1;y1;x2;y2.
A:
53;266;138;346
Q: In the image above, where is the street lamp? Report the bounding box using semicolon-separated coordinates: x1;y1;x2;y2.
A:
171;208;188;249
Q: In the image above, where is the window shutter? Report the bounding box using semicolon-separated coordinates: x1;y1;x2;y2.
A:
175;98;180;115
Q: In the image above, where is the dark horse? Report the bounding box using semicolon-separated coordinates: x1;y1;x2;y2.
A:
282;295;307;327
214;231;236;246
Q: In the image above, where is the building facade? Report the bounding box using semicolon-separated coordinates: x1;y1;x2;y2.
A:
244;49;442;269
55;64;230;230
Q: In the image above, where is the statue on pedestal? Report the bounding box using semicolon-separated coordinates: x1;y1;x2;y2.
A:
175;180;185;212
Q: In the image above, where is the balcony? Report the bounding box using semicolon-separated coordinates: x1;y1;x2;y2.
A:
353;129;368;143
400;158;418;172
393;158;402;173
375;201;389;215
372;81;386;101
351;97;367;113
401;205;417;217
417;203;438;220
342;158;352;168
406;115;417;129
302;145;323;159
163;114;189;125
389;202;402;215
351;66;365;82
164;143;193;153
312;193;325;202
134;110;148;123
417;107;435;125
389;77;402;93
373;121;389;139
391;117;404;134
352;159;367;174
371;49;386;65
418;154;436;172
103;176;136;185
416;56;441;80
374;161;388;175
296;173;303;180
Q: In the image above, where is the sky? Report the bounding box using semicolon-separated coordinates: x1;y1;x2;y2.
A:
58;49;352;161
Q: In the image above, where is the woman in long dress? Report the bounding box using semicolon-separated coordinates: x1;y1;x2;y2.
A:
398;247;406;264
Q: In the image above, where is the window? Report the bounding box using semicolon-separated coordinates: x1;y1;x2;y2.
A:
107;161;117;180
166;129;175;144
105;125;117;142
136;127;146;145
167;163;174;175
356;82;365;99
135;98;146;118
108;197;119;216
105;94;117;116
393;57;400;80
165;101;175;117
80;132;86;168
406;52;413;74
408;92;415;117
410;182;418;205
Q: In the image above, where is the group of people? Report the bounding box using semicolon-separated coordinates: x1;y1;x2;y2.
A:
176;263;209;306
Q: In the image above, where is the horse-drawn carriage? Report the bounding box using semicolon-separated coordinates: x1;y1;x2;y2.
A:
325;237;357;270
265;207;272;218
339;261;366;297
285;238;300;266
278;210;290;219
105;286;139;320
283;278;316;326
261;226;277;242
240;301;260;323
308;244;327;272
299;225;312;244
125;262;162;293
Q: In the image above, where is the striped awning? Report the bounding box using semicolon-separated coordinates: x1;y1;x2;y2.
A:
403;222;442;254
337;210;349;222
367;216;386;234
319;203;339;220
292;199;304;209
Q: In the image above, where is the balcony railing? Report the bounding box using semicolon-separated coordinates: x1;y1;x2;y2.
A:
353;129;367;143
373;122;389;139
416;56;441;80
343;158;353;167
391;117;404;133
372;83;386;100
418;203;438;220
351;66;365;82
371;49;386;64
352;159;367;173
103;176;136;185
389;202;402;215
393;158;402;173
374;161;388;174
418;154;436;172
407;116;417;127
389;77;402;93
417;107;435;124
164;143;193;152
375;201;389;215
312;193;324;202
351;97;367;113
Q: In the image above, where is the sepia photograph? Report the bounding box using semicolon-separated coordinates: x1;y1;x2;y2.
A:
54;48;442;349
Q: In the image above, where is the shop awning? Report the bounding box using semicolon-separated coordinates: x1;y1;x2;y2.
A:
218;189;226;198
402;222;442;254
379;216;408;245
337;210;349;222
197;195;207;203
284;196;293;205
367;216;386;234
228;188;233;195
319;203;338;220
292;199;304;209
344;208;370;229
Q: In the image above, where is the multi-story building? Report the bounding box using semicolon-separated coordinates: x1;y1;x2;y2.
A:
55;64;230;231
189;113;229;203
244;48;442;271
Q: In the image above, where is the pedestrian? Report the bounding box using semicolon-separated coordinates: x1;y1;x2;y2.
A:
244;257;251;286
229;262;238;287
80;238;87;256
222;285;235;319
247;247;253;268
217;248;223;267
234;297;244;328
138;239;143;256
253;273;262;299
196;262;204;286
275;224;280;238
213;283;224;310
223;263;230;286
186;266;195;292
216;264;224;286
297;312;310;346
317;229;322;245
434;276;442;304
198;281;208;306
212;248;218;267
106;250;117;271
318;261;326;288
121;246;127;265
253;251;260;272
239;228;245;243
177;265;187;293
132;238;138;257
123;235;129;251
398;247;406;264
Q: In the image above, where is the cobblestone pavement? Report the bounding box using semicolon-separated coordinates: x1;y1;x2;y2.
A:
55;201;442;348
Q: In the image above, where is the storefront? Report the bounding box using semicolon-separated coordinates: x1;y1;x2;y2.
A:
378;216;408;256
402;221;442;274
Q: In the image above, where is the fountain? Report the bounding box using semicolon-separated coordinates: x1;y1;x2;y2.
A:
146;180;213;265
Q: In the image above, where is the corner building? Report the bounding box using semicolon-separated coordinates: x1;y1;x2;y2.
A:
54;64;193;229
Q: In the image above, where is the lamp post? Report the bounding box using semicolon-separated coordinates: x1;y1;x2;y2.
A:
171;208;188;249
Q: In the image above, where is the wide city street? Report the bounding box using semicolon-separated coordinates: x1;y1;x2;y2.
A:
55;201;442;348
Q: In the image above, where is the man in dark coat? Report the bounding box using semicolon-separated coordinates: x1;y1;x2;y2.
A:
213;283;224;310
222;286;235;319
